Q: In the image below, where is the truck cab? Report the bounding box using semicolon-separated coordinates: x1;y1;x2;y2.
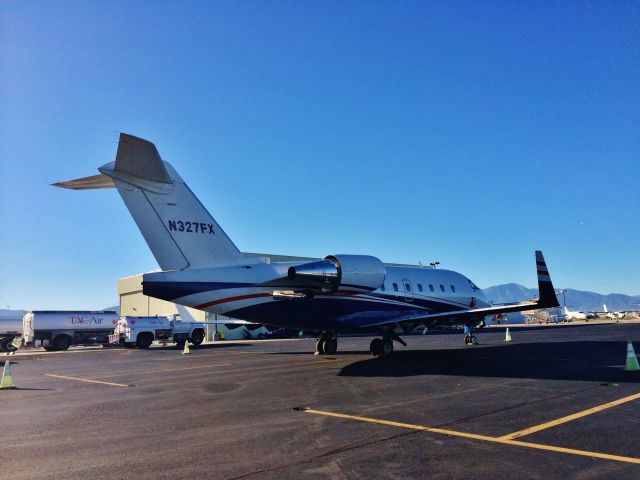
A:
112;316;172;349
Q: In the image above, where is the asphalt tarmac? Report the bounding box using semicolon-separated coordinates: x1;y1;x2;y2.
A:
2;323;640;479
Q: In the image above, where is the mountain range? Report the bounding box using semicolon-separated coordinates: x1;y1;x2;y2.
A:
483;284;640;312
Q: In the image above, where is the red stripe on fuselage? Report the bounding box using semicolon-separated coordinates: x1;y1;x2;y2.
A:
195;292;273;310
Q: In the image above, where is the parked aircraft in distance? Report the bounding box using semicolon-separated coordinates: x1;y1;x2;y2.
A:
54;133;560;356
602;305;625;320
563;306;595;321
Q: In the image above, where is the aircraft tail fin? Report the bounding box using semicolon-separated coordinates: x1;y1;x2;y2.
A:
535;250;559;308
54;133;244;270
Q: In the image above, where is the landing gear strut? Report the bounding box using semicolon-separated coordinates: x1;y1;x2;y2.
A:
315;333;338;355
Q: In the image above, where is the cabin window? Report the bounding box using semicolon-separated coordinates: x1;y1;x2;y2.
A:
380;284;385;292
417;284;423;292
405;283;411;292
440;284;445;293
429;284;434;292
393;283;398;292
450;285;456;293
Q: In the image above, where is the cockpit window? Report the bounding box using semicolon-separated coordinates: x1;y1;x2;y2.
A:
405;283;411;292
393;283;398;292
450;285;456;293
417;284;423;292
380;284;385;292
440;284;445;293
429;284;434;292
468;280;480;290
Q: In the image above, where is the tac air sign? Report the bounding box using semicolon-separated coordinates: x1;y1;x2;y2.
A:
69;315;106;325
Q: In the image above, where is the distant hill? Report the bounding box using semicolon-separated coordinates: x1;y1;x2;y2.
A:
482;283;640;312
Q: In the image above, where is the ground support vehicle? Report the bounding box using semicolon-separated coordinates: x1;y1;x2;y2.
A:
0;318;22;352
22;311;119;351
110;316;205;349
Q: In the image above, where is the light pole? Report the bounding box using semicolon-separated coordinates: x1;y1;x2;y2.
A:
557;289;567;308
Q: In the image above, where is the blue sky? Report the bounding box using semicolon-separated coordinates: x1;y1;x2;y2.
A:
1;1;639;310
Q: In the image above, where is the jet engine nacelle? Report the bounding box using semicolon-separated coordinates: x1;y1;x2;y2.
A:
287;254;386;293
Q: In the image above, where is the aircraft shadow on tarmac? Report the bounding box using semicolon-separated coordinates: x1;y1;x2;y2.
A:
336;341;640;383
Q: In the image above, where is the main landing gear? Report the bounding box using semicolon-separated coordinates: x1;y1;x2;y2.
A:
370;332;406;357
463;324;479;345
315;333;338;355
464;334;478;345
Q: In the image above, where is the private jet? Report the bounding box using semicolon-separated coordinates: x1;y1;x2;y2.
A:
54;134;560;356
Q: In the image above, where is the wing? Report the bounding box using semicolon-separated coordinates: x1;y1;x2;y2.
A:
364;250;559;330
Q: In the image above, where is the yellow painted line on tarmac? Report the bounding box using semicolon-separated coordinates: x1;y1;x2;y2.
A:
304;409;640;466
500;391;640;440
86;363;232;379
44;374;129;388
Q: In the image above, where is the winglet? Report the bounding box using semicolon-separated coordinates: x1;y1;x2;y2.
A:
535;250;559;308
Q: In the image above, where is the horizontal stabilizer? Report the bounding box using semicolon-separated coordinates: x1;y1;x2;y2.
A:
52;174;115;190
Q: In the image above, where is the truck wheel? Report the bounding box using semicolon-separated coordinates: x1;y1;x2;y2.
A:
53;335;72;351
190;331;205;346
136;333;153;349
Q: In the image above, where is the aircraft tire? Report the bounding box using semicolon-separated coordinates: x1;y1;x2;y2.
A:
316;339;326;355
464;335;470;345
470;335;478;345
370;338;384;356
382;338;393;356
323;338;337;355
